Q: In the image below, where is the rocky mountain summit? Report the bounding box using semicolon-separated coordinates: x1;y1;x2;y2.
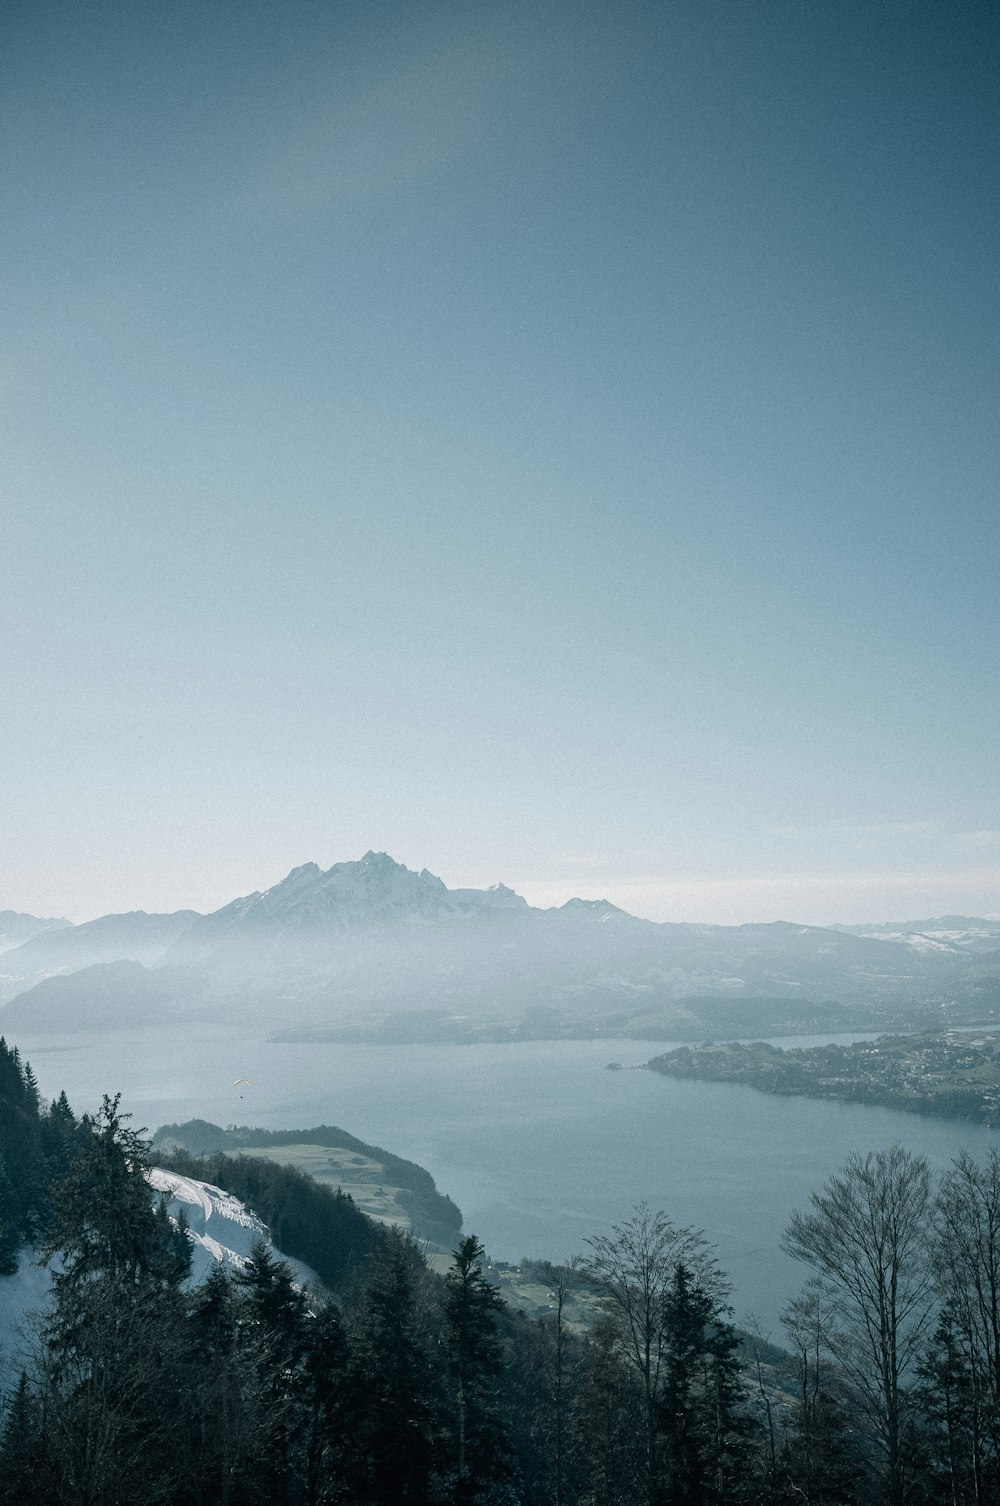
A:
168;851;528;963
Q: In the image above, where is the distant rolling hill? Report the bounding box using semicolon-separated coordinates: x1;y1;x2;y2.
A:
0;960;210;1033
0;910;202;1003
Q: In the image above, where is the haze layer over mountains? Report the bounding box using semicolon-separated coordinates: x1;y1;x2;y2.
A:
2;853;998;1042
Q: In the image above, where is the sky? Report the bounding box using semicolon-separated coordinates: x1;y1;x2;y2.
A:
2;0;998;926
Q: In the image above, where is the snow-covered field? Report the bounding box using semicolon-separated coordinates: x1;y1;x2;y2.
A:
148;1167;316;1287
0;1171;317;1387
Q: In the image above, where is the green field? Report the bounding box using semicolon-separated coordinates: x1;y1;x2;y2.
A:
240;1142;417;1230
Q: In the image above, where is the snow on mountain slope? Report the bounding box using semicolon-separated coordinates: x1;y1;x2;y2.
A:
0;1252;51;1379
148;1168;316;1286
0;1172;316;1383
167;851;533;961
832;917;1000;954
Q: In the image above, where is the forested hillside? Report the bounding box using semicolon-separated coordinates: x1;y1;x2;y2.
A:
5;1035;1000;1504
153;1118;462;1248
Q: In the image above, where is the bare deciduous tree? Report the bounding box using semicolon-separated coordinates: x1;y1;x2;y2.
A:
783;1143;934;1506
582;1202;725;1506
932;1148;1000;1494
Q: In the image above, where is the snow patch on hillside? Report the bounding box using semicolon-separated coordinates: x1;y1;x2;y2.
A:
0;1250;50;1380
0;1171;317;1388
148;1168;316;1286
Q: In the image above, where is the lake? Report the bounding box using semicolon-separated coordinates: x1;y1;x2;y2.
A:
13;1024;1000;1335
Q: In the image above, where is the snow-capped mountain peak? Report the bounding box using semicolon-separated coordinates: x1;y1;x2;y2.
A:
261;862;323;899
165;853;533;962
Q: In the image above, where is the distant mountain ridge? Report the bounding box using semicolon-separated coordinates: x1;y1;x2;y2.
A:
0;910;203;1004
831;916;1000;955
2;853;998;1038
0;910;70;954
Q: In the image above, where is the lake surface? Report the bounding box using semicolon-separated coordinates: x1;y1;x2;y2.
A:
14;1025;1000;1335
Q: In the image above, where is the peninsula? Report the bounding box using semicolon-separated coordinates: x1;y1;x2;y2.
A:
646;1031;1000;1122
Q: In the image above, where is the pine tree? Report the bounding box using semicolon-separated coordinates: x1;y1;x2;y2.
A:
0;1154;20;1275
170;1264;279;1506
0;1038;45;1260
301;1299;358;1506
443;1235;514;1505
0;1372;53;1506
42;1093;191;1291
234;1240;312;1505
21;1062;40;1117
353;1226;440;1505
575;1319;645;1506
657;1262;753;1506
33;1094;193;1506
915;1307;981;1506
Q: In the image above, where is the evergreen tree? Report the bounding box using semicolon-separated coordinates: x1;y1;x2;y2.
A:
0;1154;20;1275
237;1238;311;1355
169;1264;278;1506
0;1037;45;1260
31;1094;193;1506
36;1275;189;1506
37;1091;82;1224
575;1320;644;1506
42;1093;190;1292
234;1240;312;1505
0;1372;53;1506
21;1062;40;1117
353;1227;440;1505
301;1299;359;1506
443;1235;514;1505
915;1307;983;1506
656;1263;752;1506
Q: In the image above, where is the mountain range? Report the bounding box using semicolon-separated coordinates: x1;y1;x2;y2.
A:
0;909;70;954
1;853;998;1041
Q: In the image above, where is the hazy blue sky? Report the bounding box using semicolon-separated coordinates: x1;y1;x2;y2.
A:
3;0;998;924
